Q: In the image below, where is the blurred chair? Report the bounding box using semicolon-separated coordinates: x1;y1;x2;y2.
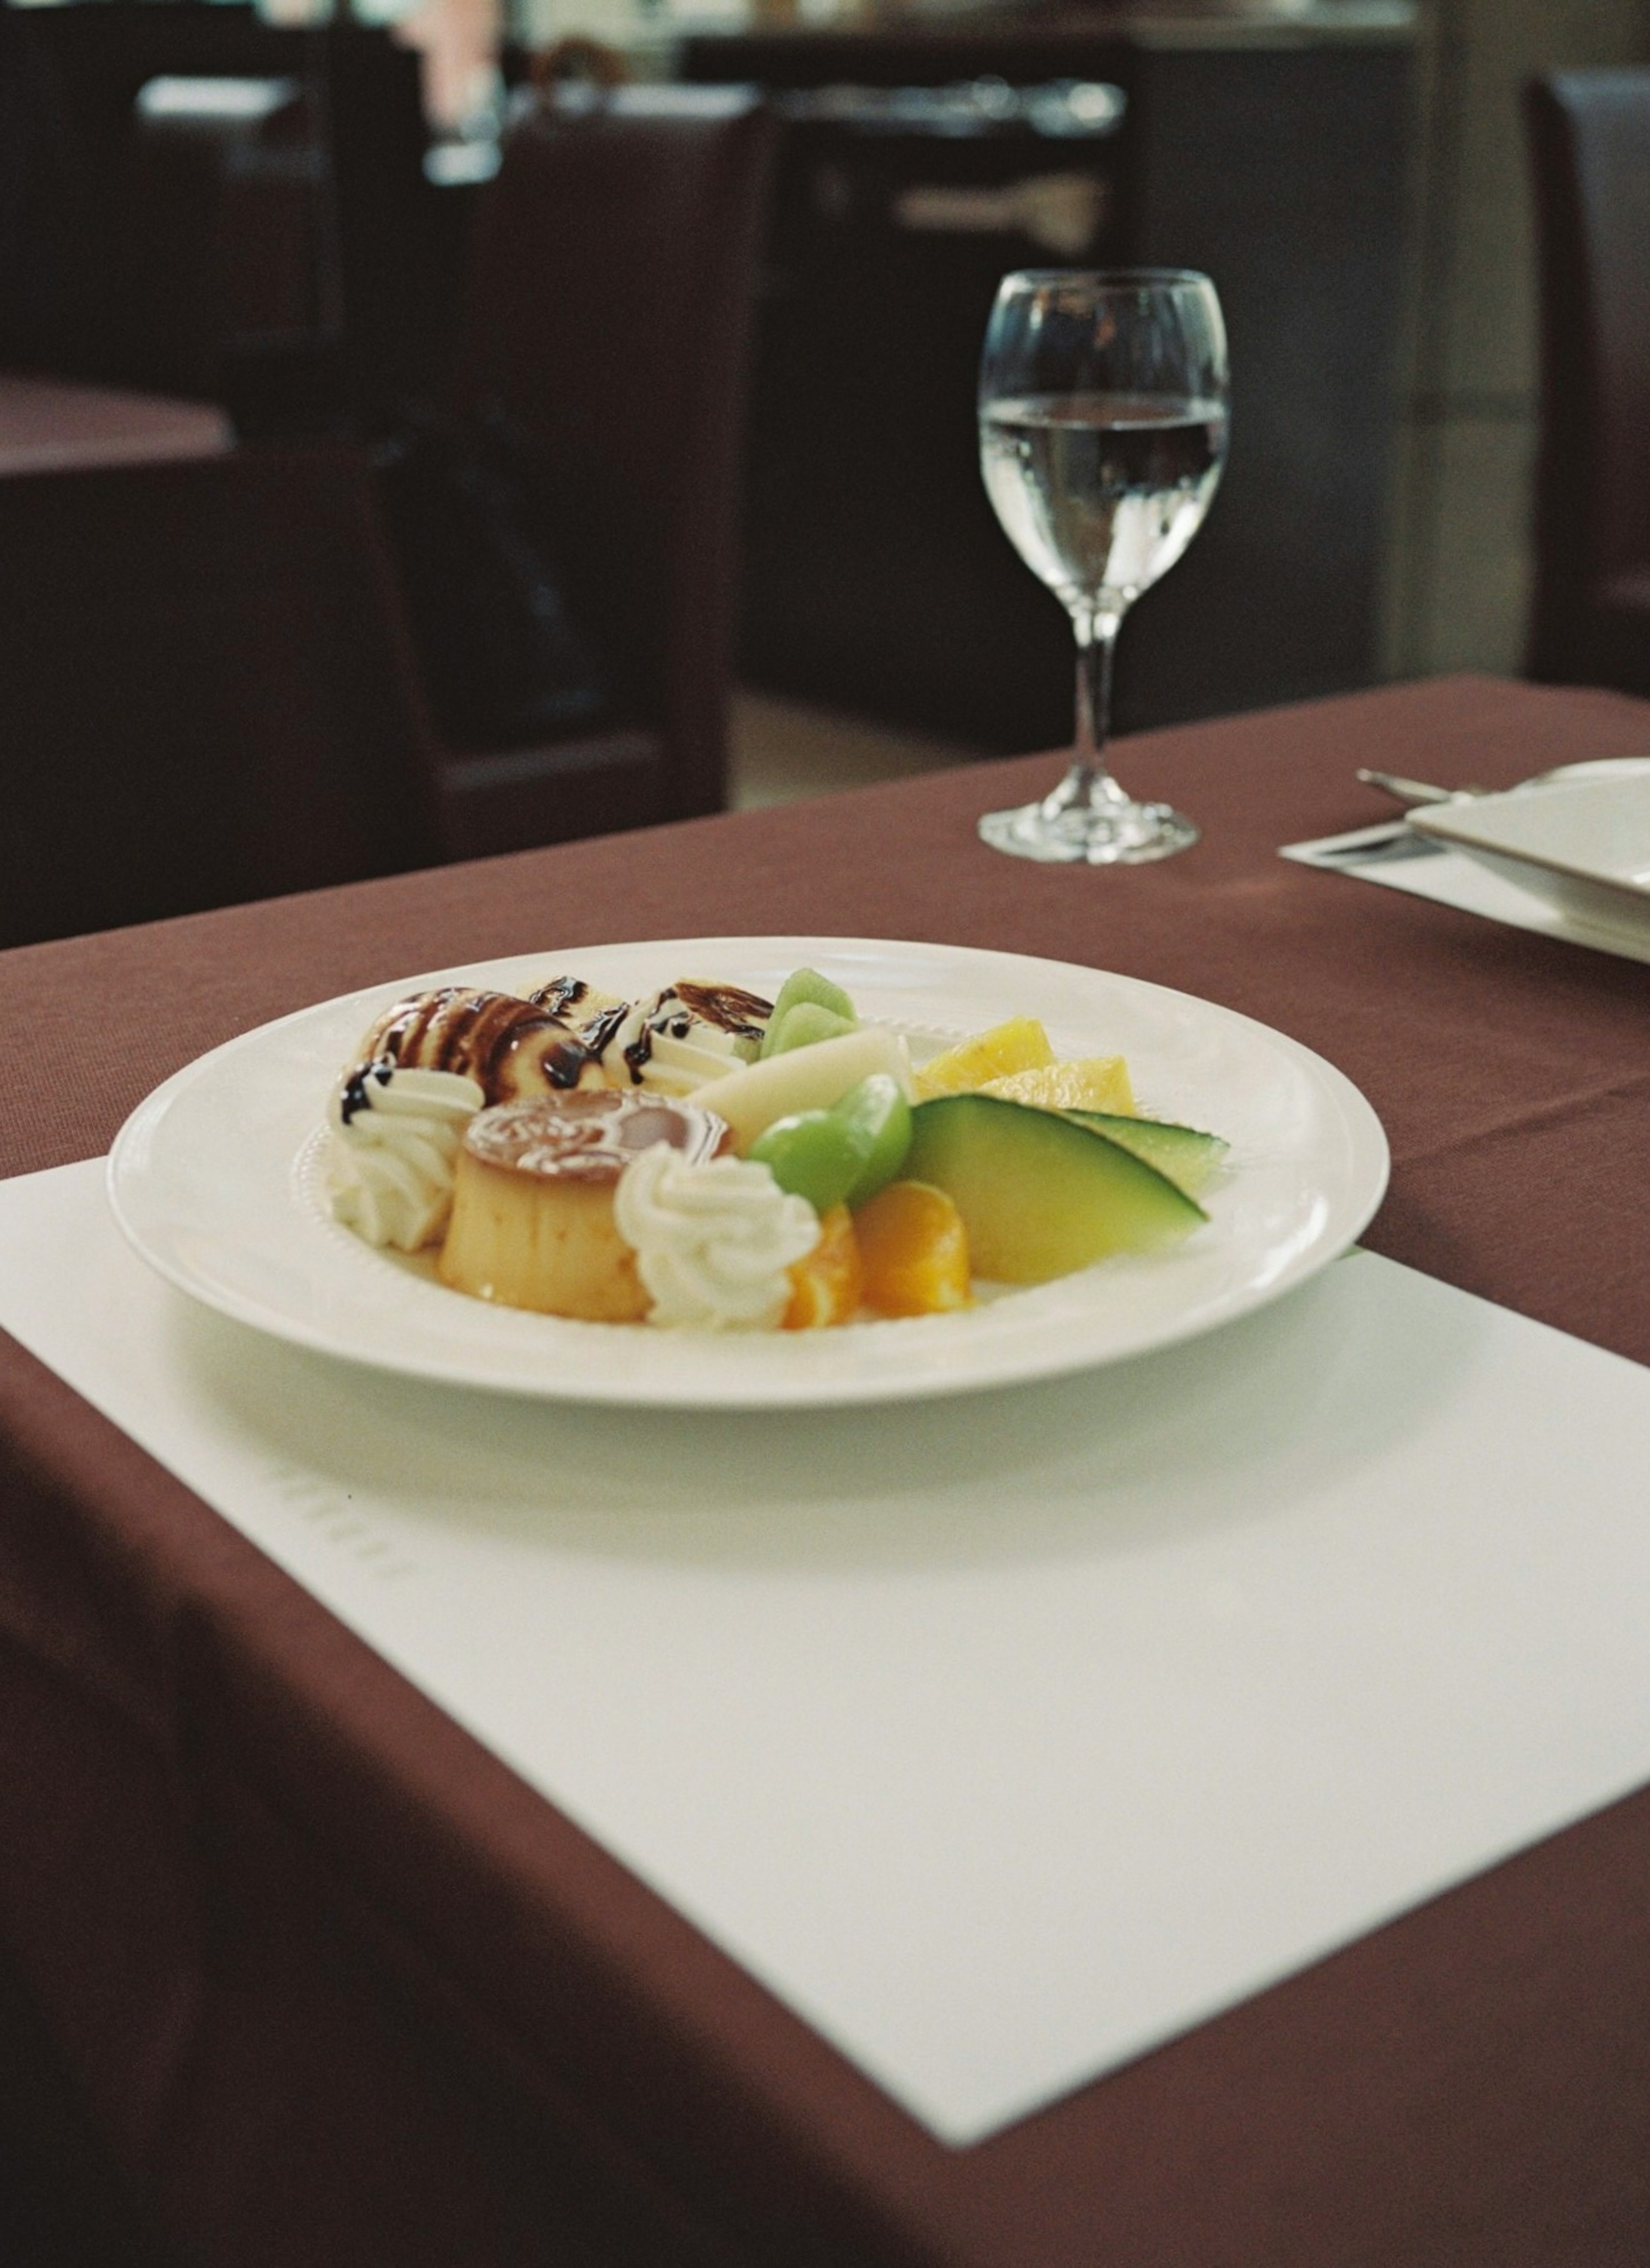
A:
0;91;776;951
1524;72;1650;697
0;447;444;951
430;86;775;859
8;9;443;425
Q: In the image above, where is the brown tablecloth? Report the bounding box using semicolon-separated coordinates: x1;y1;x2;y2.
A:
3;675;1650;2267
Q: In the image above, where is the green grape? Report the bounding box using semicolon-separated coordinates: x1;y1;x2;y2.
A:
834;1075;912;1206
749;1109;863;1213
748;1073;914;1213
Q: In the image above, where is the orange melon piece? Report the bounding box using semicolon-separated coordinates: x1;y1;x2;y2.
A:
782;1204;863;1329
854;1180;972;1317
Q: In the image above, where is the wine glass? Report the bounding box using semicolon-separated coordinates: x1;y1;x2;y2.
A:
977;269;1229;863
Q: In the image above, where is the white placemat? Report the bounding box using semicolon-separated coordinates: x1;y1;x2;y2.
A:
6;1159;1650;2145
1280;822;1650;963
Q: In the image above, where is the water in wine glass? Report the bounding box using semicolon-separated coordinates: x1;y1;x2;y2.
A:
974;269;1228;864
980;391;1228;613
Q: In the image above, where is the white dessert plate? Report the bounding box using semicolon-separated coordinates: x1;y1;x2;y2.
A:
1409;766;1650;940
107;936;1389;1409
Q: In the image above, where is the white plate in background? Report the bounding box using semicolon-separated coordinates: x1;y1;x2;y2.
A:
1410;764;1650;940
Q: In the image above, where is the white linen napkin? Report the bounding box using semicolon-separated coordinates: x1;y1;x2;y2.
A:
1280;822;1650;963
4;1158;1650;2143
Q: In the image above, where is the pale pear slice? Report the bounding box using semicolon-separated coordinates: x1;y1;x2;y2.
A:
691;1026;914;1152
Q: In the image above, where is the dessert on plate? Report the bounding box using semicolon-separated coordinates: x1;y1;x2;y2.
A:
324;959;1228;1333
439;1091;731;1322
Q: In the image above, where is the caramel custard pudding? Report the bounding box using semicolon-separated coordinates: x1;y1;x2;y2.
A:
438;1091;731;1320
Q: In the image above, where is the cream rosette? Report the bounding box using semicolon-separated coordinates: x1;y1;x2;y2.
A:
328;1063;484;1252
613;1144;819;1329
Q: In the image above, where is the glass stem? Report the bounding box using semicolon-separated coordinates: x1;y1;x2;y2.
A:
1055;606;1126;815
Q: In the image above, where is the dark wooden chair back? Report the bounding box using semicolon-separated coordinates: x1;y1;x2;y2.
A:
9;9;439;421
438;89;776;855
0;447;444;951
1525;72;1650;695
0;91;777;950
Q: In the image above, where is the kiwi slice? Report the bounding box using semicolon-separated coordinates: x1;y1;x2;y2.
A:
761;969;857;1056
764;1001;857;1056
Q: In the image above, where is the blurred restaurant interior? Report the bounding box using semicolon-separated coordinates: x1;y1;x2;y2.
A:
0;0;1646;942
4;0;1650;2260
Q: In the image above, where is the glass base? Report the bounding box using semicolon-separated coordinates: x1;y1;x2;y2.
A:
978;794;1199;866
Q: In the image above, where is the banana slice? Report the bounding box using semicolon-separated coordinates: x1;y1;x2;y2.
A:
352;987;605;1103
526;974;629;1024
585;981;773;1096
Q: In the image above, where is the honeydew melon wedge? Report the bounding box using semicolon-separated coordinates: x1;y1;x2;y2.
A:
1064;1109;1228;1198
904;1093;1205;1283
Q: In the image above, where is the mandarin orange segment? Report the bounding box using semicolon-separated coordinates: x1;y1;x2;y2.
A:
782;1204;864;1330
854;1180;972;1317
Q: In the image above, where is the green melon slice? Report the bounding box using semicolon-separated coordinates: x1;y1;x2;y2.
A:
1064;1109;1228;1198
904;1093;1206;1284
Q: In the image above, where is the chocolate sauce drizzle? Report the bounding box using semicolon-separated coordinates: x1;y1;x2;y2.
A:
581;1002;628;1059
339;1054;396;1125
360;987;593;1101
602;983;776;1085
528;975;591;1022
354;976;775;1109
541;1036;595;1089
675;981;772;1042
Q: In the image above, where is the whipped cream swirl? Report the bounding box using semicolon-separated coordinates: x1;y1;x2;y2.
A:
329;1061;483;1252
614;1143;819;1330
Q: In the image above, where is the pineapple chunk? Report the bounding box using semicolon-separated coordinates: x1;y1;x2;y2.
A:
980;1056;1136;1116
914;1017;1054;1100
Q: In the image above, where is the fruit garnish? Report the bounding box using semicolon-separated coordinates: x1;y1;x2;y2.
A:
334;959;1231;1334
855;1180;972;1317
1064;1109;1228;1198
913;1016;1054;1099
766;1001;858;1056
761;968;859;1056
691;1026;914;1151
749;1071;913;1214
904;1093;1204;1282
782;1204;863;1329
751;1105;864;1212
834;1073;912;1205
980;1055;1135;1115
